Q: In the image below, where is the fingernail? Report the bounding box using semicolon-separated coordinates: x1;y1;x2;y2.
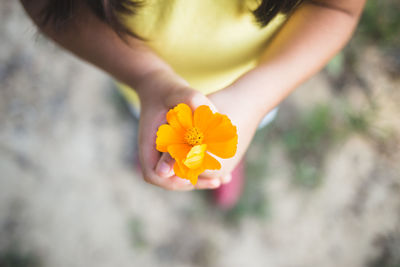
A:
156;161;170;176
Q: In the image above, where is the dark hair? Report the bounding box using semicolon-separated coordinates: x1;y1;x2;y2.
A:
39;0;303;37
253;0;303;26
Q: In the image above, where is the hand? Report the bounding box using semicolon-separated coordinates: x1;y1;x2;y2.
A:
136;71;225;190
196;84;263;183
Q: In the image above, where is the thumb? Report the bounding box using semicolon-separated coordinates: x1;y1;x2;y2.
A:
155;152;175;178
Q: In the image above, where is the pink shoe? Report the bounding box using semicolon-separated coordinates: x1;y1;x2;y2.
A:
213;160;245;210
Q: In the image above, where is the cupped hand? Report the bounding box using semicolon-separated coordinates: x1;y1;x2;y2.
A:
196;85;263;183
137;72;227;190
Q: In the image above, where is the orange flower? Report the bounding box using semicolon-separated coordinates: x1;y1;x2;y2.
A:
156;103;238;185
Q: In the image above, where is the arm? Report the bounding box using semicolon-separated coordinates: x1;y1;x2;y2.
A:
214;0;366;118
20;0;184;96
20;0;221;190
205;0;366;179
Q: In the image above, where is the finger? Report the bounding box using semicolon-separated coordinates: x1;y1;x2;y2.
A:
199;169;220;179
195;177;221;190
143;171;196;191
197;171;231;185
163;176;195;191
155;152;175;178
221;173;232;184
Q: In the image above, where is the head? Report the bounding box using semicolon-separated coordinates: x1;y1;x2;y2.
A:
39;0;304;37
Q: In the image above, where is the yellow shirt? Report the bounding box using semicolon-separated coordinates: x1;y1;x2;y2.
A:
118;0;287;107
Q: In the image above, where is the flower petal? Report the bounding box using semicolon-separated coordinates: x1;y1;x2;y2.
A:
204;115;237;143
203;153;221;170
173;160;186;179
203;113;224;135
168;144;191;160
184;144;207;169
193;105;213;133
173;103;193;130
187;168;204;185
166;109;185;135
173;160;204;185
207;135;238;159
156;124;185;152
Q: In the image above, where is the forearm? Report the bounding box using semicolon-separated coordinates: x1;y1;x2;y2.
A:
226;0;365;121
20;0;186;98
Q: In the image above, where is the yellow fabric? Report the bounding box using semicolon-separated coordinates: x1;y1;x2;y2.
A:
118;0;287;108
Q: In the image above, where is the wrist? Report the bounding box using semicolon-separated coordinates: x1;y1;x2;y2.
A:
226;69;284;121
134;69;189;106
220;82;268;124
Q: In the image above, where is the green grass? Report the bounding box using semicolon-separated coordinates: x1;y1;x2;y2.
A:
357;0;400;49
345;109;372;134
128;218;148;249
325;52;345;78
280;105;336;188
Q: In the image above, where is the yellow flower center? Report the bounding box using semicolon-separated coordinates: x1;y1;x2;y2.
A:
184;127;204;146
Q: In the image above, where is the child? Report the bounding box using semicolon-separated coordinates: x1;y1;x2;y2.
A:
20;0;366;206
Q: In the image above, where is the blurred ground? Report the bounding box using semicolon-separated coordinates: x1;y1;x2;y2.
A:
0;2;400;267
